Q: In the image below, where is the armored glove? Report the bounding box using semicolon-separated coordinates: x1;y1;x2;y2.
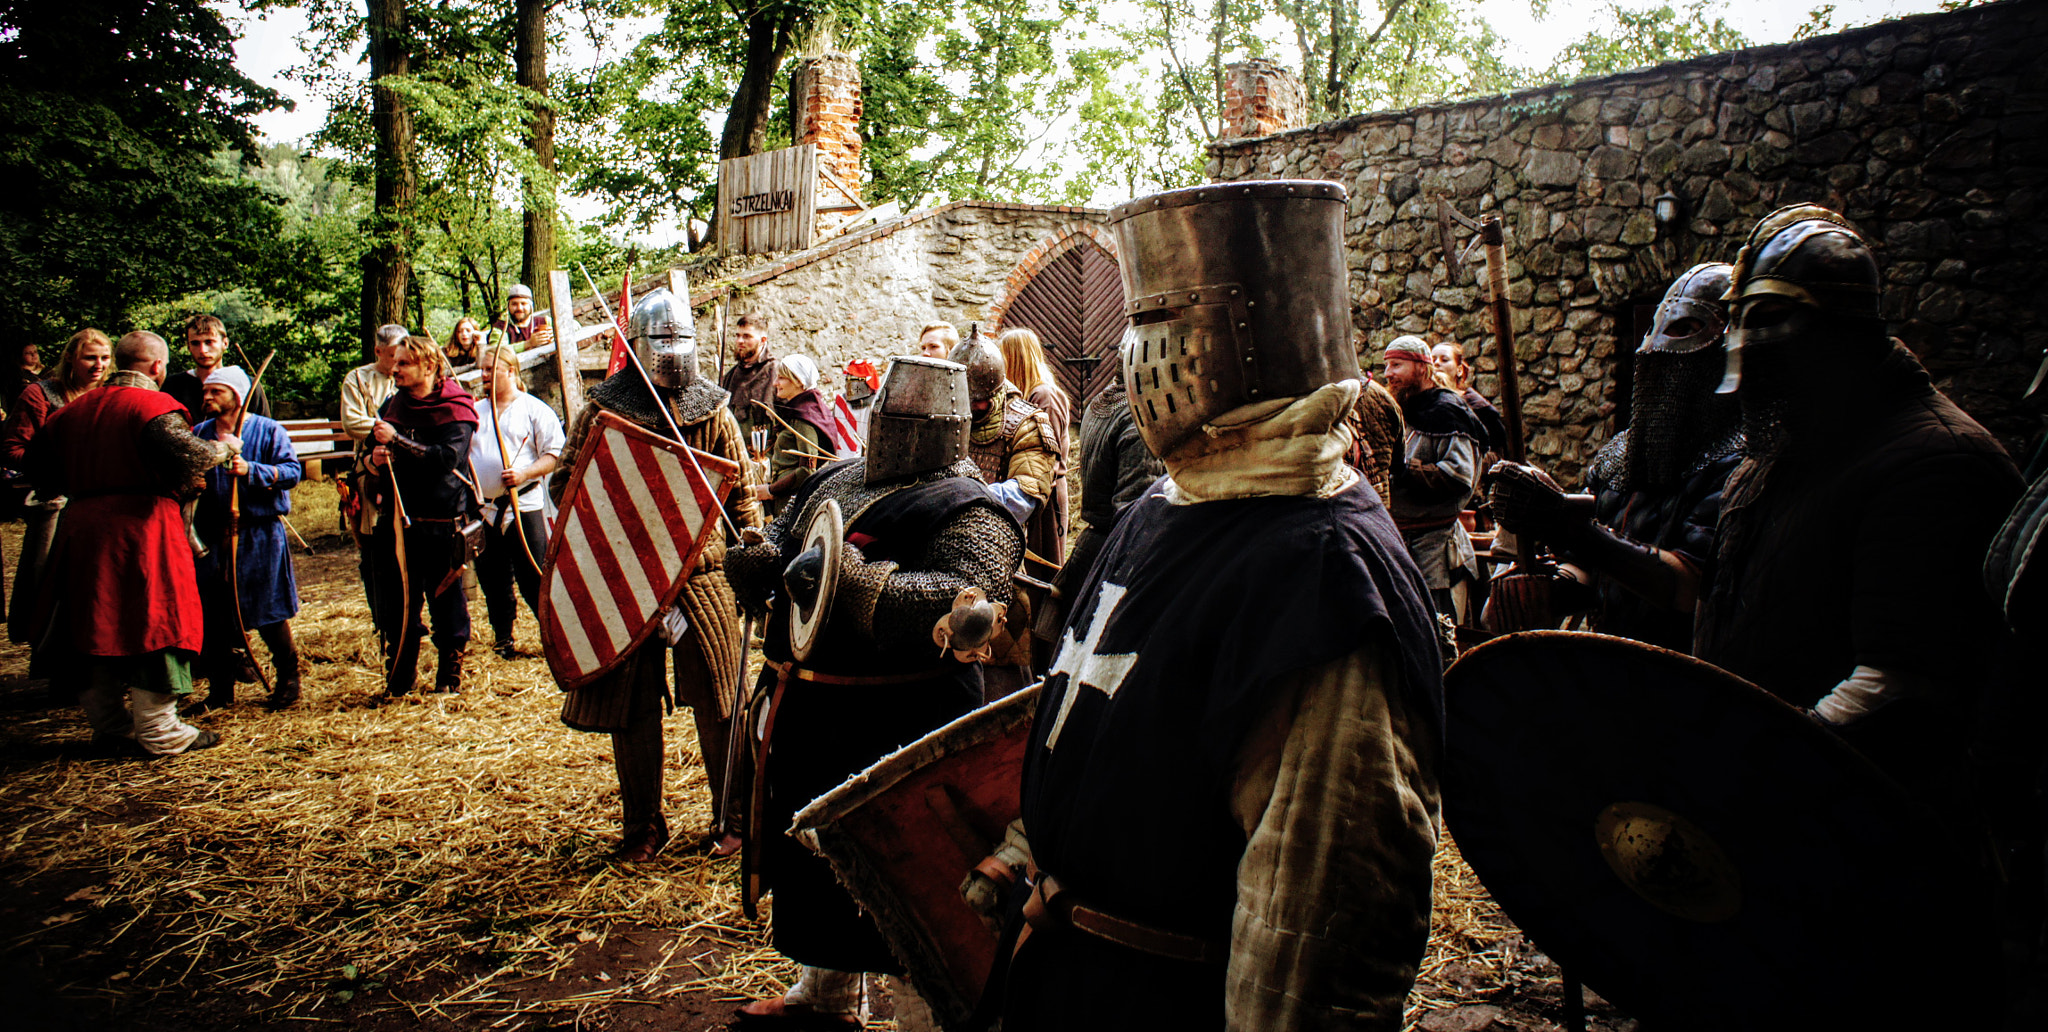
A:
1487;461;1589;541
1490;461;1700;612
960;819;1032;934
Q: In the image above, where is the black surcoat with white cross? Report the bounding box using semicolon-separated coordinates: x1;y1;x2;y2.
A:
1018;476;1443;952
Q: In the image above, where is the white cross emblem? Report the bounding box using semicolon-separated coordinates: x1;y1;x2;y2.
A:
1043;582;1138;751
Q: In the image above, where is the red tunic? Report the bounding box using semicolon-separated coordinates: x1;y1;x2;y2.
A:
41;385;205;656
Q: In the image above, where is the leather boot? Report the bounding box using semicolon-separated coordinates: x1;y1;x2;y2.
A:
433;645;464;693
262;622;302;711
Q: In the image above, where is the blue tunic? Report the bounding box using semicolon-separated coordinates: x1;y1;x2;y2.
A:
194;414;303;628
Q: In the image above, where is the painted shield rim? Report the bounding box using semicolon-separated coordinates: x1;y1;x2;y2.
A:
788;497;843;663
537;410;739;690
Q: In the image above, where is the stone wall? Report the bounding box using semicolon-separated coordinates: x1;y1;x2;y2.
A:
1208;0;2048;482
681;201;1112;377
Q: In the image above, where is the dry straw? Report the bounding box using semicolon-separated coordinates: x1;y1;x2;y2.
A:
0;484;1522;1029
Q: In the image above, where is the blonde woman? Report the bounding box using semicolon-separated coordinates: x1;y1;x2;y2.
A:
3;328;112;642
997;327;1071;563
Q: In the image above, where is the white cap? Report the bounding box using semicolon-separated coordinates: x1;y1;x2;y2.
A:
204;365;251;405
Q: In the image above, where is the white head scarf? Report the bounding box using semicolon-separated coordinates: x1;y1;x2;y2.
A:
779;353;820;391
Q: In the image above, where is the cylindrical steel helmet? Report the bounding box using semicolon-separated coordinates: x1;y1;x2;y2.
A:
1108;179;1359;457
1719;204;1881;393
865;356;972;484
947;327;1005;409
627;283;698;390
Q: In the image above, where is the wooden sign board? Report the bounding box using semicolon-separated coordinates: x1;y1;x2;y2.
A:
716;144;819;255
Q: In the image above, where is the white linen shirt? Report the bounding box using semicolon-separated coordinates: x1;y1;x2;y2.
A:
469;390;566;522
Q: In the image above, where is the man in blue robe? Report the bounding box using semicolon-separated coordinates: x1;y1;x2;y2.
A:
193;365;304;711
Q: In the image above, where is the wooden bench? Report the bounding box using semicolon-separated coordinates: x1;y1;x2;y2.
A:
279;418;354;481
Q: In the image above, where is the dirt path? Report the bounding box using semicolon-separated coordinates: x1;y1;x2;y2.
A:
0;487;1627;1032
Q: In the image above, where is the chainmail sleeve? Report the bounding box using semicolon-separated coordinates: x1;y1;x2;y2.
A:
726;491;803;617
141;411;231;500
837;502;1024;655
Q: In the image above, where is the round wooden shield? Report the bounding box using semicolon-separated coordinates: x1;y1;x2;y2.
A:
788;498;842;663
1444;631;1988;1031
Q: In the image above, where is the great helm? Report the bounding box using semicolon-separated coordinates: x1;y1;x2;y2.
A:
1718;203;1881;393
1108;179;1360;458
626;283;698;389
864;356;972;484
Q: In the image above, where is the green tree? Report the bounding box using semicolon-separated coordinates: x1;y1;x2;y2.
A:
860;0;1102;205
0;0;289;345
1544;1;1750;81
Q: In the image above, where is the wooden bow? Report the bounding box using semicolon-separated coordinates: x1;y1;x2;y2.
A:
385;445;414;678
225;350;278;698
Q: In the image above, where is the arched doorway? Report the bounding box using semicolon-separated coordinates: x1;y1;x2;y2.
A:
996;237;1124;405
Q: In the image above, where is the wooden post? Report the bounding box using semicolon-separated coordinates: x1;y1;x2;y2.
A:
548;269;585;418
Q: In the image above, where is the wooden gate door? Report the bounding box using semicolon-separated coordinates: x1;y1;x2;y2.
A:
997;239;1124;406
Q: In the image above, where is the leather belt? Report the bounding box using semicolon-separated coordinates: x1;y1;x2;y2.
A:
1022;873;1225;965
763;659;954;687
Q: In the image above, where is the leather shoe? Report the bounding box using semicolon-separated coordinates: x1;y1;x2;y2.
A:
613;816;671;863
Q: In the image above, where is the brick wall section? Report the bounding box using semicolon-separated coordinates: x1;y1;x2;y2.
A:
1222;58;1308;140
1208;0;2048;483
797;50;864;237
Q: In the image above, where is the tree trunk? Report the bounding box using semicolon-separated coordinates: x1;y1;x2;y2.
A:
720;9;792;160
362;0;415;355
516;0;555;311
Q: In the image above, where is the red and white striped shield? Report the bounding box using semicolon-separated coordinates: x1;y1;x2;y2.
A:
539;411;739;690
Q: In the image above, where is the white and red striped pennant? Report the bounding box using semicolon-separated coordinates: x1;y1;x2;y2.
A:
539;411;739;690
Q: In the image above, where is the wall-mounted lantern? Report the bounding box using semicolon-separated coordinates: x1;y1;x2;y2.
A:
1653;190;1685;232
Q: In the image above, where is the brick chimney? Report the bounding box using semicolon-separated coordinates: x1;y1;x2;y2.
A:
1220;58;1306;140
795;50;863;235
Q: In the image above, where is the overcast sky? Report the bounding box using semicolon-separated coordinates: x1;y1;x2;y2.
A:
222;0;1949;241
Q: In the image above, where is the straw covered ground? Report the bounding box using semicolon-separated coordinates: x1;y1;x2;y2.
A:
0;481;1627;1032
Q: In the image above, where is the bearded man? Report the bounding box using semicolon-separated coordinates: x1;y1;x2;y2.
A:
492;284;553;350
30;332;232;755
721;313;778;448
552;284;762;861
1381;335;1485;616
724;355;1023;1029
166;314;270;420
1486;263;1744;650
1002;180;1444;1031
1696;204;2020;796
192;365;305;712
